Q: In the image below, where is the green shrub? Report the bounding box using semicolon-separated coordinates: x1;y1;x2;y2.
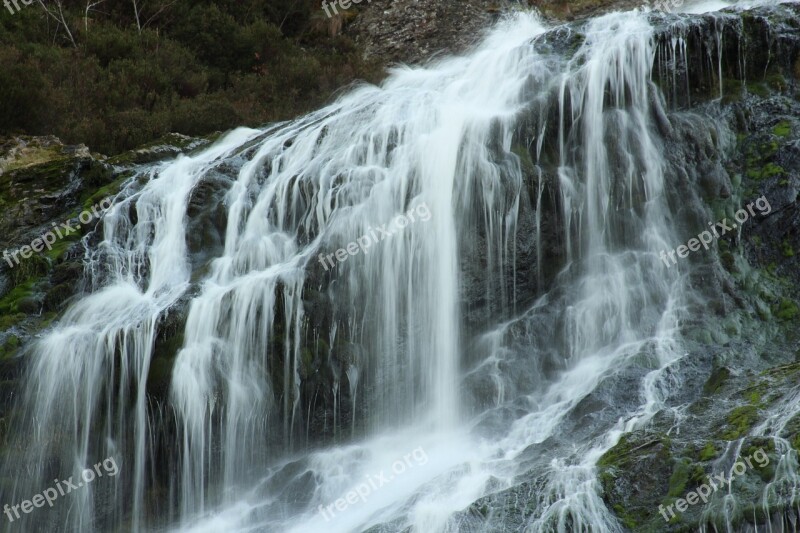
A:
171;95;242;136
0;0;386;154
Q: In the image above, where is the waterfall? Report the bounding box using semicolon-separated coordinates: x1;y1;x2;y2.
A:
1;2;797;532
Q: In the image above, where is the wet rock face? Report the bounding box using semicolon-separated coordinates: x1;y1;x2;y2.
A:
446;4;800;531
345;0;643;65
575;4;800;531
0;134;212;383
530;0;643;21
345;0;503;64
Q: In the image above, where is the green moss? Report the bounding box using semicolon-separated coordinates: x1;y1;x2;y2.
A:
37;311;59;330
698;442;717;461
742;381;768;406
667;459;705;498
596;432;671;531
745;439;775;456
747;162;785;181
774;298;799;321
782;240;795;258
597;434;636;468
766;73;788;92
597;434;636;499
746;82;769;98
0;335;20;359
9;157;75;186
1;144;65;173
0;313;25;331
152;328;185;362
772;121;791;138
723;405;758;440
777;412;800;451
667;463;688;496
612;503;638;530
45;230;83;262
743;139;785;181
9;253;49;286
720;250;735;271
721;78;744;103
762;361;800;378
0;280;39;314
746;141;777;163
81;174;127;210
81;160;115;188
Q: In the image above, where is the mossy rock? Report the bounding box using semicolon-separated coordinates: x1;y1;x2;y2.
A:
746;162;786;181
44;230;83;263
722;405;759;440
8;252;49;286
703;366;730;394
5;156;80;187
772;121;791;138
0;142;67;174
43;283;76;312
698;442;718;461
745;82;770;98
597;432;674;531
766;73;788;92
80;173;129;211
666;458;707;498
0;336;20;360
781;240;795;258
107;133;213;166
773;298;799;321
0;279;41;315
81;160;116;188
0;313;25;331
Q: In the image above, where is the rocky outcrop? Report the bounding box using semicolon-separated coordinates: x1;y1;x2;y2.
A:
346;0;504;64
345;0;648;65
0;134;218;438
559;3;800;531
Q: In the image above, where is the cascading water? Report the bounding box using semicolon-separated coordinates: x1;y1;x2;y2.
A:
2;1;799;532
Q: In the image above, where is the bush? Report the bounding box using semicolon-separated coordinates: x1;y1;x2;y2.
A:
171;95;242;136
0;50;48;133
0;0;386;154
104;109;171;154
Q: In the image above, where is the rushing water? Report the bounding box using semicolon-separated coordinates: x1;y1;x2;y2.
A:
2;2;798;532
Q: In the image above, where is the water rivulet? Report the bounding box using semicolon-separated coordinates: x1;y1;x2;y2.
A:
3;2;800;532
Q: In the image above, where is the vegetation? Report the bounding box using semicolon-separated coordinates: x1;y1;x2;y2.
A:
0;0;384;155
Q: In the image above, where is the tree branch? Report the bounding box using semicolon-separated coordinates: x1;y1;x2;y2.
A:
36;0;77;48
